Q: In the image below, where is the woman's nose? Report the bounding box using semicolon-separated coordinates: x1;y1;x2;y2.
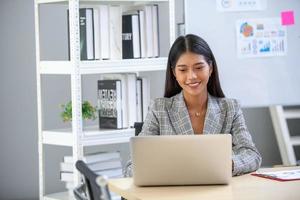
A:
187;70;197;79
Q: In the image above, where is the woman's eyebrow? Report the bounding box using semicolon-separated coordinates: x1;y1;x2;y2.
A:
193;61;206;66
176;62;206;67
176;64;187;67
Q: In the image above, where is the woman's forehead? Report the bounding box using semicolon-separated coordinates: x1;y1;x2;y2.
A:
176;52;207;65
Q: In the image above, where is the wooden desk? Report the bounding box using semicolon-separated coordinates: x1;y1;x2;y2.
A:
108;167;300;200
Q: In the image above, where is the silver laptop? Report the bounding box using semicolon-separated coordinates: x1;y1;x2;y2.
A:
130;134;232;186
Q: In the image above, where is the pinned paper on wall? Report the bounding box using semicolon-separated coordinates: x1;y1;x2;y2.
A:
236;18;287;58
281;10;295;26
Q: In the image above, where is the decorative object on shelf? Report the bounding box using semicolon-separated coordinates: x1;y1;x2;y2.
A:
60;101;97;122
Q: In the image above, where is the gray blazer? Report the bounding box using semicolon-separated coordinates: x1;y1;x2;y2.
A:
124;92;262;176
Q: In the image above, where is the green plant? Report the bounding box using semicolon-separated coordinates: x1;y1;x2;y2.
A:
60;101;97;122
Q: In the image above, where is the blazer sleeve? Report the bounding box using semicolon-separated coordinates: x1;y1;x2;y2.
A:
139;100;160;136
123;100;160;177
231;100;262;176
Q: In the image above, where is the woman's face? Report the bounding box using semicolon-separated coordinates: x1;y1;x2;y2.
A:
173;51;212;97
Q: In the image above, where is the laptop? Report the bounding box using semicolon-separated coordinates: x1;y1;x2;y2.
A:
130;134;232;186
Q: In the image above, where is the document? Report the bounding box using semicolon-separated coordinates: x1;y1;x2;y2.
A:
252;169;300;181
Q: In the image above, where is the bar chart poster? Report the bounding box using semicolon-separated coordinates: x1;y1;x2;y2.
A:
236;18;287;58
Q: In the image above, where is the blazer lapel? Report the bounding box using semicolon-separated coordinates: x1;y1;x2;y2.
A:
203;94;224;134
168;92;194;135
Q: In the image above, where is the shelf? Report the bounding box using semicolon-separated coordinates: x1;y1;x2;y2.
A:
290;136;300;146
37;0;169;5
44;191;69;200
37;0;68;4
80;57;167;74
39;57;167;74
43;126;135;146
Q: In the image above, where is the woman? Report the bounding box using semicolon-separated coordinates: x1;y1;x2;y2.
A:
125;34;262;177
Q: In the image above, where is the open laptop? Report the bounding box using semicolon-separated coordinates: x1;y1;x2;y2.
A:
130;134;232;186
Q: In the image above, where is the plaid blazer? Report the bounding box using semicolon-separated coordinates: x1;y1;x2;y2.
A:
124;92;262;176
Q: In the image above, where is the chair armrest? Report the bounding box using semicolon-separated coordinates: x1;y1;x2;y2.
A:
73;183;89;200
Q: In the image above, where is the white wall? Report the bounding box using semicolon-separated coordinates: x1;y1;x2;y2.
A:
0;0;294;199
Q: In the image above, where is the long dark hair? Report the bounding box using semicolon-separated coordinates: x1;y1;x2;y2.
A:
164;34;225;98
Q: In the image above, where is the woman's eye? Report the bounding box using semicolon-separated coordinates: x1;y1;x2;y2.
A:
178;69;186;72
195;66;204;70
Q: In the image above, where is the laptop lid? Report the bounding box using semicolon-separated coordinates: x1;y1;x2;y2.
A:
130;134;232;186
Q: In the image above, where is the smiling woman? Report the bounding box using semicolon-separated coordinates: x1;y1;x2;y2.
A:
124;34;262;177
164;34;225;135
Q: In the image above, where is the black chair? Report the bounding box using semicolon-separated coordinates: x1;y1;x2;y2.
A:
74;160;111;200
134;122;143;136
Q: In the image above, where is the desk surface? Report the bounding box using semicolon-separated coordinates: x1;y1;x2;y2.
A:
108;167;300;200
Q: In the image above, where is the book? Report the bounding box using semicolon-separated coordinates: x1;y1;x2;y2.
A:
122;14;141;59
138;10;147;58
60;162;74;172
126;73;137;127
109;5;122;59
62;168;122;200
61;161;123;175
100;74;128;128
122;14;134;59
152;5;159;57
98;80;122;129
136;78;143;122
98;5;110;59
63;152;121;164
79;8;95;60
60;171;73;182
251;169;300;181
131;14;141;58
93;8;100;60
96;168;123;178
144;5;153;58
60;161;122;182
141;77;150;121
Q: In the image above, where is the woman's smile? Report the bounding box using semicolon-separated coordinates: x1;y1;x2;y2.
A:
186;81;201;88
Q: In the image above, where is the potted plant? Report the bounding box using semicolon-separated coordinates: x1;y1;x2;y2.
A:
60;100;97;122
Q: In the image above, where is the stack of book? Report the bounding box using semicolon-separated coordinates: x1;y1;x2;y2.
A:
68;4;160;60
60;151;123;199
97;74;150;129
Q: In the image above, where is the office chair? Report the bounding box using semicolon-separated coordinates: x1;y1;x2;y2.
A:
74;160;111;200
134;122;143;136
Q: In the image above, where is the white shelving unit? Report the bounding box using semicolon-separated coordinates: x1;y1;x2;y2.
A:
270;106;300;166
34;0;175;199
43;127;135;146
39;57;168;74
